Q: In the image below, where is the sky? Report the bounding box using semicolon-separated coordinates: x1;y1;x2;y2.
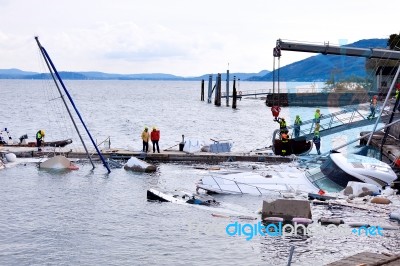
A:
0;0;399;77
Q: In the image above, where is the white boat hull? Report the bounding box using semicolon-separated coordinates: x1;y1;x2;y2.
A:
197;153;397;196
39;155;78;170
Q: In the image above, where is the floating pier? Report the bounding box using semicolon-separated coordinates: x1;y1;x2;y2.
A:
0;146;292;164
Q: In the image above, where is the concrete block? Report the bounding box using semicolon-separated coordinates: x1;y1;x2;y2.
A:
261;199;312;221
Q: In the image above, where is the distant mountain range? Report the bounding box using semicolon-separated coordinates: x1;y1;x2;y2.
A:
0;38;388;81
0;68;269;81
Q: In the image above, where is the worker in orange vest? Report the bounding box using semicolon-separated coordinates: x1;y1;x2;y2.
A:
281;131;289;156
150;127;161;153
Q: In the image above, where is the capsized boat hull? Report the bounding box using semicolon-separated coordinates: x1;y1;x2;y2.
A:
39;155;79;170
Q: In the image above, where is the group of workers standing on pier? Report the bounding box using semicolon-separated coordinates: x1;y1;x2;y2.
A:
272;106;322;155
141;127;161;153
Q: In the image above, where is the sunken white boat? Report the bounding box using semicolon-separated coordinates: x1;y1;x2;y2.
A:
196;153;397;195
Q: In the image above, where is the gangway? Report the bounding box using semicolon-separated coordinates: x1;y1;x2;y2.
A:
270;38;400;154
272;105;391;143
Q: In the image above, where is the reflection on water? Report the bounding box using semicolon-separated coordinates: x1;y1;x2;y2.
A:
0;80;399;265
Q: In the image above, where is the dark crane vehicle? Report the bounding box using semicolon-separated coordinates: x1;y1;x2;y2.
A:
266;39;400;107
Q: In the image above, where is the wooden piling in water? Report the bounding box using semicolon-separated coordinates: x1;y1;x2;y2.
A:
207;75;212;103
226;70;229;106
215;73;221;106
201;79;204;101
232;76;237;109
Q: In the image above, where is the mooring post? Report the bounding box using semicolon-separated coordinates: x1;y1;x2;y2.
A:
232;76;237;109
215;73;221;106
207;75;212;103
238;78;241;101
201;79;204;101
226;69;230;106
214;74;218;105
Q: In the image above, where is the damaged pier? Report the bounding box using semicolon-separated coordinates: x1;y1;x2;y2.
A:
0;146;292;164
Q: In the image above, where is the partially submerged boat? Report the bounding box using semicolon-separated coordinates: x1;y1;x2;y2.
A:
0;131;72;147
39;155;79;170
147;188;220;206
272;129;313;156
273;136;313;156
196;153;397;195
0;152;47;169
1;138;73;148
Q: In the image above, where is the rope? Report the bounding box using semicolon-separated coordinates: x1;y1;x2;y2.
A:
36;49;79;155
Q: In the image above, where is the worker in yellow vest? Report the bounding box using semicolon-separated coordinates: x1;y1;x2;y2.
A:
294;115;302;138
36;130;45;152
141;127;150;152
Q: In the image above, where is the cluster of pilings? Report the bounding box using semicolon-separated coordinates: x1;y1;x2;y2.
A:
200;70;239;109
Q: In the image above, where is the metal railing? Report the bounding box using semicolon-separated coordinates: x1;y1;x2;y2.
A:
206;174;298;196
273;105;391;142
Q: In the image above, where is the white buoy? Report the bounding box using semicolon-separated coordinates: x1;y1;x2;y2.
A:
5;153;17;163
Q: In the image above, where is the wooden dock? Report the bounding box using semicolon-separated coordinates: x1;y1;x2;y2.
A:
0;146;293;164
326;252;400;266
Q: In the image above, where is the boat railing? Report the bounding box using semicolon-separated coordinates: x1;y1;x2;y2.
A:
208;175;287;196
87;136;111;157
273;105;391;142
96;136;111;149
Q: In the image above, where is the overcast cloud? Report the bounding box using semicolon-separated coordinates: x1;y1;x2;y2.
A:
0;0;398;76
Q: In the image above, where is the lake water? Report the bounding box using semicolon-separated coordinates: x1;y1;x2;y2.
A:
1;80;399;265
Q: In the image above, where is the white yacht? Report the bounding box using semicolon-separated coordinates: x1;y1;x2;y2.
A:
196;153;397;195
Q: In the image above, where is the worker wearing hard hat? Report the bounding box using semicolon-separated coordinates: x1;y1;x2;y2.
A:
141;127;150;152
367;95;378;120
150;127;161;153
294;115;302;138
313;130;321;155
276;117;288;134
36;130;45;152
